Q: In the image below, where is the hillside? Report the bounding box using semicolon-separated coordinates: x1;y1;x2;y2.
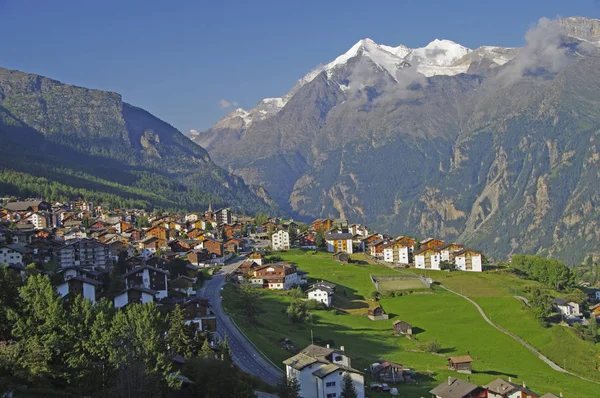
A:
0;67;278;214
194;17;600;264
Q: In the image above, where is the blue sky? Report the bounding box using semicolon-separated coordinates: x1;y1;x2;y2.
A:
1;0;599;133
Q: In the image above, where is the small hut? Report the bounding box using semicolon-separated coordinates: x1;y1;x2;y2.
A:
333;251;350;264
393;320;413;336
448;355;473;374
368;305;389;321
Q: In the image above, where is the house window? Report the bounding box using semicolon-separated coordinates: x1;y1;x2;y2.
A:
326;394;337;398
326;381;336;387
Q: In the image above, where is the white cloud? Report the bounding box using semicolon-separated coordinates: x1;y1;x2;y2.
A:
219;99;239;109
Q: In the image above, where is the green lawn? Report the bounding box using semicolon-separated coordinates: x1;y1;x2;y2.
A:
223;249;600;397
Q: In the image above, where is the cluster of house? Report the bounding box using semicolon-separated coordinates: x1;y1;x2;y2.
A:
283;344;563;398
0;199;273;333
263;217;484;272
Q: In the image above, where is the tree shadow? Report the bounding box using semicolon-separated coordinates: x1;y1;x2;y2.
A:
411;326;426;335
474;369;519;378
437;347;457;354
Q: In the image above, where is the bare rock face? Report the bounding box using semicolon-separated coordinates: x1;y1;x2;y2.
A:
559;16;600;43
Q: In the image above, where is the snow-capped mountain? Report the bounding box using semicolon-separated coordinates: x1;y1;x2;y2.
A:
202;37;514;132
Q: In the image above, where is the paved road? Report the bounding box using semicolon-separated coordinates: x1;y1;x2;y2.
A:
440;285;600;385
199;256;283;386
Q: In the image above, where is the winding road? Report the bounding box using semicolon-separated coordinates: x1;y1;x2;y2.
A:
199;257;283;386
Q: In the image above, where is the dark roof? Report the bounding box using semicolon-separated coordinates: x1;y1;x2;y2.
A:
122;265;170;279
325;233;354;240
0;243;30;254
282;352;318;370
61;275;103;286
393;320;412;327
430;377;479;398
5;263;26;271
118;286;157;296
552;298;569;306
4;200;47;211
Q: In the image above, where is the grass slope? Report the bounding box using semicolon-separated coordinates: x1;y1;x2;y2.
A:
223;250;599;397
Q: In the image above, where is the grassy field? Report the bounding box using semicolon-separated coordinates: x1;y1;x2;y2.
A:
222;249;600;397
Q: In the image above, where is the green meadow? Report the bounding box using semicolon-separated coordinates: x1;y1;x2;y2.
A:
222;249;600;397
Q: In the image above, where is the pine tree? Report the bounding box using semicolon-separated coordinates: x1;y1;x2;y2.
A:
166;305;192;358
341;372;358;398
277;374;301;398
200;338;214;359
221;334;232;361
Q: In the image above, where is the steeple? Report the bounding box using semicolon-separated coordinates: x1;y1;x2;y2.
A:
208;202;213;213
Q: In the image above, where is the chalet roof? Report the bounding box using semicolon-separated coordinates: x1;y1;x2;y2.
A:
119;286;157;296
552;298;570;306
439;242;465;251
448;355;473;364
122;265;170;279
282;352;318;370
254;262;296;272
182;298;210;308
0;243;30;254
300;344;336;359
413;247;441;256
5;263;25;271
393;320;412;326
3;200;46;211
484;378;539;397
61;275;103;286
325;233;353;240
540;394;560;398
454;249;481;256
312;363;340;378
366;239;385;247
430;377;479;398
307;284;335;294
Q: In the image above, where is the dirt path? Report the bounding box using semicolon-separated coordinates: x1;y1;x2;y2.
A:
439;284;600;385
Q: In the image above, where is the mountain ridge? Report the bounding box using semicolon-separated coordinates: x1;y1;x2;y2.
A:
0;66;279;214
194;16;600;264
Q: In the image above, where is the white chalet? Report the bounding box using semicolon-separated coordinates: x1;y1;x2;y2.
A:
307;281;336;307
284;344;364;398
271;230;290;251
414;248;441;270
453;249;483;272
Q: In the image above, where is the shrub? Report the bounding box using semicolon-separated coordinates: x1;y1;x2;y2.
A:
425;339;441;353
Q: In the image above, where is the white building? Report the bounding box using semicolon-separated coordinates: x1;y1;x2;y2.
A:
325;233;354;254
27;212;49;229
0;244;24;266
185;213;199;222
56;276;101;304
382;242;411;264
122;265;169;299
114;287;156;309
55;239;109;268
271;230;290;251
284;344;364;398
553;298;582;317
453;249;482;272
439;243;465;262
414;248;441;270
307;281;336;307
